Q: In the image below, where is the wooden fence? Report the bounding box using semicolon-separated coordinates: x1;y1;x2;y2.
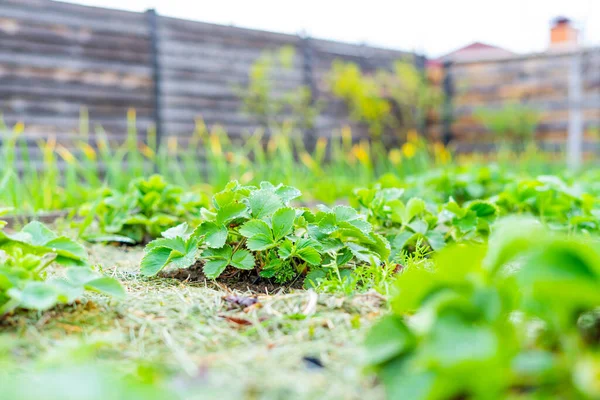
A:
442;48;600;153
0;0;415;158
3;0;598;161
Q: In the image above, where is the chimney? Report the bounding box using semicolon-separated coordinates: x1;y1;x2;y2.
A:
550;17;578;48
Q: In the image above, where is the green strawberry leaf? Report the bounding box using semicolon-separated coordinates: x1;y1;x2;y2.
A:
140;247;173;276
248;189;284;219
239;219;272;238
275;185;302;203
16;282;58;311
201;245;239;278
19;221;57;246
203;258;229;279
246;234;276;251
216;202;248;225
84;277;126;300
231;249;255;270
45;237;89;266
278;240;294;259
196;221;228;248
162;222;194;240
405;198;426;223
239;219;276;251
272;207;295;240
296;246;321;266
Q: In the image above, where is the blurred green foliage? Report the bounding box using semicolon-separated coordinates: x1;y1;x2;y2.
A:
0;220;123;315
475;103;540;148
365;218;600;399
240;46;321;133
329;59;442;138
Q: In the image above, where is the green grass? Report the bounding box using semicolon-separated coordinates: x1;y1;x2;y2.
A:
1;110;569;215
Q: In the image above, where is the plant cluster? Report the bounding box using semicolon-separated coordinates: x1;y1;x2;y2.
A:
329;59;442;139
0;220;124;315
365;168;600;240
239;46;320;133
493;175;600;233
135;170;600;290
365;218;600;399
78;175;207;244
353;185;499;260
140;181;389;286
1;114;456;214
475;103;540;148
401;165;512;204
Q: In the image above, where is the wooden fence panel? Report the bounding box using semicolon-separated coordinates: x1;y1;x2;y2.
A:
0;0;154;148
446;49;600;153
157;15;304;140
0;0;412;158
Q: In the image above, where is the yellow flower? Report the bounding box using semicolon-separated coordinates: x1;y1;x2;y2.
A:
300;152;317;170
401;142;417;159
209;133;222;156
240;171;254;184
167;136;178;155
56;145;76;165
13;122;24;136
316;137;328;154
352;141;371;166
437;149;450;164
139;143;155;159
341;125;353;148
80;142;97;161
389;149;402;165
267;137;277;154
407;129;419;143
127;108;136;122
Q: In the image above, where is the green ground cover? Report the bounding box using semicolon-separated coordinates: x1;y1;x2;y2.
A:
1;116;599;399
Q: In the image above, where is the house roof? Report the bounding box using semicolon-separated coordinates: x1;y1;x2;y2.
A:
433;41;515;64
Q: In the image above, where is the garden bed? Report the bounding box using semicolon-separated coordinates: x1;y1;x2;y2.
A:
2;166;600;399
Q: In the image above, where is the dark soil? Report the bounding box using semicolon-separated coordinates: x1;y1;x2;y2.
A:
161;263;305;294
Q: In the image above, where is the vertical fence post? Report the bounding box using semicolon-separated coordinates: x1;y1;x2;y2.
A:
442;60;454;146
414;53;428;137
300;34;317;147
146;9;164;153
567;49;583;171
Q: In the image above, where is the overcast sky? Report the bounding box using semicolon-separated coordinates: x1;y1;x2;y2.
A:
72;0;599;57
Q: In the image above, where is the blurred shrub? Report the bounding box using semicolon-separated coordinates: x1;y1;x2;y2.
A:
475;103;540;148
329;59;442;139
239;46;321;134
365;218;600;399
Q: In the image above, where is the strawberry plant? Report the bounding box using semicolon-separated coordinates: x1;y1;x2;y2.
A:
492;175;600;233
352;186;498;261
0;221;124;315
140;181;390;286
78;174;207;244
440;198;499;241
365;218;600;399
